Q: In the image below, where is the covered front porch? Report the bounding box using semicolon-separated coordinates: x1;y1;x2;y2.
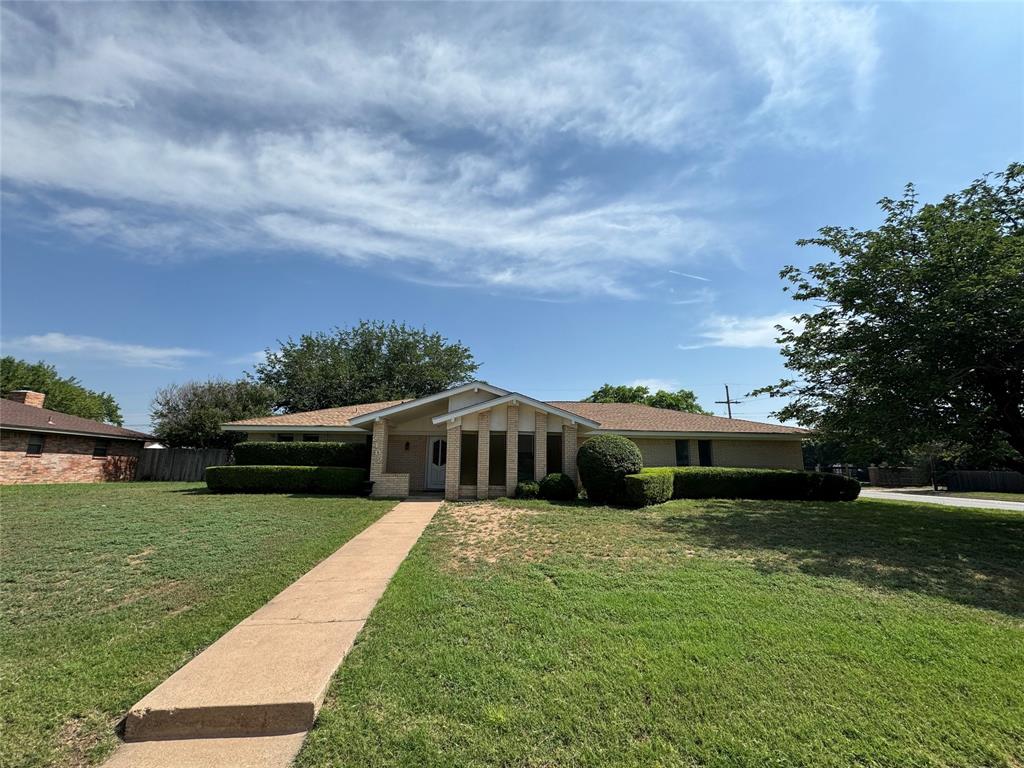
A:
362;392;594;500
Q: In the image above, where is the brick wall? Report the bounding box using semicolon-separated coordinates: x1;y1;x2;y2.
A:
0;430;142;485
711;439;803;469
386;434;428;491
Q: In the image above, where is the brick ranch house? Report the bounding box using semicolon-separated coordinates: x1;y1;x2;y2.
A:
0;390;152;485
223;381;808;500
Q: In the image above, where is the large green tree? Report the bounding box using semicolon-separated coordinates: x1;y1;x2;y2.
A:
250;321;479;412
755;163;1024;469
0;357;122;424
584;383;711;414
150;379;277;448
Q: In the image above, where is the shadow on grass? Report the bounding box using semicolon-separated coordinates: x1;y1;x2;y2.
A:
656;500;1024;617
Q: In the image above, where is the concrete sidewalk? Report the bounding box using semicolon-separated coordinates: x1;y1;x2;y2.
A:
104;498;441;768
860;488;1024;512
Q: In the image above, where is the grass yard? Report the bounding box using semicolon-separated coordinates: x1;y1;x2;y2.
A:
298;497;1024;768
0;482;393;768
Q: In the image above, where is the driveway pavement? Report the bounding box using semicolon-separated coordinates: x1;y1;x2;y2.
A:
860;488;1024;512
104;498;442;768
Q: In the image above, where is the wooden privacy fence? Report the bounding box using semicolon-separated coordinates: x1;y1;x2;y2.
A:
137;448;232;482
944;470;1024;493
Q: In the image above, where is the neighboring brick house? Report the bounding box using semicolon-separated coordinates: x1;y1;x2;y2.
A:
0;390;152;485
222;381;808;500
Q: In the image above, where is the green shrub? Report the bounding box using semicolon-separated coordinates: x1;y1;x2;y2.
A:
515;480;540;499
205;465;366;495
538;473;577;501
622;472;673;508
576;435;643;504
233;441;368;469
640;466;860;501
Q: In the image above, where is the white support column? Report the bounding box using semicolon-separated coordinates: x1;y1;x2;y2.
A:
476;409;491;499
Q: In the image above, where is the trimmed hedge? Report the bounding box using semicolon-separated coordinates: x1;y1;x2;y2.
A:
205;465;366;495
577;435;643;504
639;466;860;502
539;473;578;501
515;480;540;499
622;471;673;508
233;441;368;469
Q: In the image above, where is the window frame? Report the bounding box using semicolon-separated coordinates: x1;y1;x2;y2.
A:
517;433;535;482
301;434;320;443
546;433;563;474
276;434;294;443
93;438;111;458
488;433;506;486
459;431;478;485
26;433;45;456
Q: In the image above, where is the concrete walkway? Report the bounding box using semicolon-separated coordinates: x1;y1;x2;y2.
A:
860;488;1024;512
104;499;441;768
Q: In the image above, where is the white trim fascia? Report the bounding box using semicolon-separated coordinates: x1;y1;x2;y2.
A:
221;424;369;434
348;381;509;426
593;429;807;441
432;393;601;428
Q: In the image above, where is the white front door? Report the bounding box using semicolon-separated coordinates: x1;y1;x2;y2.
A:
426;437;447;489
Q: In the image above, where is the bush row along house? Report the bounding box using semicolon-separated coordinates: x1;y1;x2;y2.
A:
222;381;808;500
0;390;152;485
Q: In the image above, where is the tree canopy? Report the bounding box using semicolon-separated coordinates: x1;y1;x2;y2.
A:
755;163;1024;469
1;357;122;425
150;379;277;448
584;383;711;414
250;321;479;412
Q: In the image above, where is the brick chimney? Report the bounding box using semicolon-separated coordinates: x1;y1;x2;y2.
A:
7;390;46;408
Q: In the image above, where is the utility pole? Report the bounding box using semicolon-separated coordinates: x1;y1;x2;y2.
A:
715;384;742;419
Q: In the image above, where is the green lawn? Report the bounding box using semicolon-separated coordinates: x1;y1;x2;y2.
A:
298;497;1024;768
0;482;393;768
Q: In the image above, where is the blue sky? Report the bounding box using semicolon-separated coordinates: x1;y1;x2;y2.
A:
1;2;1021;431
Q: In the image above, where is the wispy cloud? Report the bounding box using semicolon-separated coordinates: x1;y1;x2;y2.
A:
678;313;797;350
227;350;268;366
629;378;680;392
2;3;879;298
668;270;710;282
3;332;207;368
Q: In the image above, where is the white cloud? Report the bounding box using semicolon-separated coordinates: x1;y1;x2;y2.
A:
1;3;879;298
3;333;207;368
629;378;680;392
227;351;268;366
678;313;798;350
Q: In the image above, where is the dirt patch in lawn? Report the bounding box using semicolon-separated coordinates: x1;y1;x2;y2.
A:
57;710;116;768
444;504;549;568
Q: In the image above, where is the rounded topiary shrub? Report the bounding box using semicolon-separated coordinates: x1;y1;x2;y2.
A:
515;480;540;499
538;472;577;501
576;434;643;504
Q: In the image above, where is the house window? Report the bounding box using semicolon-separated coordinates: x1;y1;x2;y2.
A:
517;433;535;482
276;434;294;442
546;434;563;474
489;433;506;486
460;431;478;485
675;440;690;466
93;438;111;458
302;434;320;442
698;440;713;467
26;433;44;456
